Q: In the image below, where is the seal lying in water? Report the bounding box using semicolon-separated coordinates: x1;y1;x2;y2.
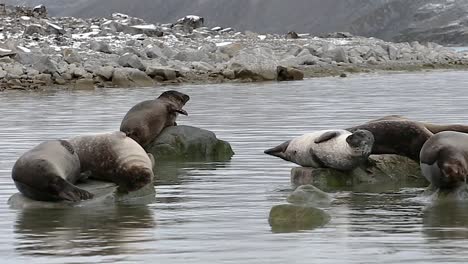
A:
120;90;190;148
69;132;155;192
420;131;468;190
264;129;374;170
11;140;93;202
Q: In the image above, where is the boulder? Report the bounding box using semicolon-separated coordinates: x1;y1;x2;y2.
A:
0;47;16;58
63;49;82;64
287;185;333;207
32;56;58;74
229;47;279;81
90;41;112;54
118;53;146;71
112;68;154;88
74;78;95;90
23;24;47;36
94;66;114;80
146;66;179;81
291;155;427;192
145;125;234;162
286;31;300;39
128;24;163;37
175;15;205;30
8;180;156;209
276;66;304;81
269;204;331;233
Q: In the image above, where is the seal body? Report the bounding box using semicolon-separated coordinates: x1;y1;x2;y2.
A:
264;129;374;170
69;132;154;192
347;120;433;161
120;90;190;148
11;140;93;202
420;131;468;190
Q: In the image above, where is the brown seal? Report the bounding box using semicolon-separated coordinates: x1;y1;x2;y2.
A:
11;140;93;202
69;132;155;192
420;131;468;190
347;120;433;161
120;90;190;148
368;115;468;134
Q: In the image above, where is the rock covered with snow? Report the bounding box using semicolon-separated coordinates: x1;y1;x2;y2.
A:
0;4;468;91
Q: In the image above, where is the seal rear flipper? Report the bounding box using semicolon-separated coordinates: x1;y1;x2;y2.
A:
264;140;291;160
314;131;340;144
58;184;94;202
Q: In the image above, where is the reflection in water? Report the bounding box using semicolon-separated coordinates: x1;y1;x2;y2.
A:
2;71;468;263
14;205;156;257
423;202;468;240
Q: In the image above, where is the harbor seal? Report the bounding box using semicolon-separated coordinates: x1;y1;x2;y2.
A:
368;115;468;134
264;129;374;170
420;131;468;190
347;120;434;161
69;132;155;192
11;140;93;202
120;90;190;148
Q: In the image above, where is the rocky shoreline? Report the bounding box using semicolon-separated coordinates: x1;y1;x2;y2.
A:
1;4;468;91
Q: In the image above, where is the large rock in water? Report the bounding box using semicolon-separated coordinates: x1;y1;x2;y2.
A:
8;180;156;209
291;154;428;192
269;204;331;233
146;125;234;161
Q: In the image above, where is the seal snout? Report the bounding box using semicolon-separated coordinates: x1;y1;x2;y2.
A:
441;161;467;189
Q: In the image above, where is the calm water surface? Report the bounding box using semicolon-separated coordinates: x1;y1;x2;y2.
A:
1;70;468;264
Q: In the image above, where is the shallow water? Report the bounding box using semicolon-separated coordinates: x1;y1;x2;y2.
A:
2;70;468;263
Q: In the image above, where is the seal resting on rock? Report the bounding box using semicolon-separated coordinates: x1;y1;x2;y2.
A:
347;120;434;161
420;131;468;190
11;140;93;202
69;132;155;192
264;129;374;171
120;90;190;148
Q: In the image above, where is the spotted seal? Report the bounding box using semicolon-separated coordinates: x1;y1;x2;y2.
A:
420;131;468;190
264;129;374;170
69;132;155;192
120;90;190;148
11;140;93;202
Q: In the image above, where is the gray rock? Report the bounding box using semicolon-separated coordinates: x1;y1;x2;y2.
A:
23;24;47;36
0;47;16;57
145;66;178;81
173;49;210;62
3;63;24;76
45;21;65;35
128;24;163;37
112;68;154;88
8;180;155;209
269;204;330;233
90;41;112;54
118;53;146;71
145;46;165;59
229;47;279;81
276;66;304;81
94;66;114;80
291;155;427;192
218;43;243;58
32;56;58;74
146;125;234;161
175;15;205;30
287;185;333;206
74;78;95;90
0;69;6;79
63;49;81;64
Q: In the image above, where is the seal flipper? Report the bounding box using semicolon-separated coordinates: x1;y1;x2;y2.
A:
314;131;340;144
58;183;94;202
264;140;291;161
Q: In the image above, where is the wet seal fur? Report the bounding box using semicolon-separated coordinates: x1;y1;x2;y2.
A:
120;90;190;148
11;140;93;202
264;129;374;171
347;119;434;161
420;131;468;190
69;132;155;192
348;115;468;161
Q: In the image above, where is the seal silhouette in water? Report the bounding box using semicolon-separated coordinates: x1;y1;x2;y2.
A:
120;90;190;148
264;129;374;171
69;132;155;192
420;131;468;190
12;140;93;202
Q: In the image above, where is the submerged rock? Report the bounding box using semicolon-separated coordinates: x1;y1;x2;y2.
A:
8;180;156;209
287;184;333;206
146;125;234;162
269;204;331;232
291;154;427;191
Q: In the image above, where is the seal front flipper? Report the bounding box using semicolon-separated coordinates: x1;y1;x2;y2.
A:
58;182;94;202
264;140;291;161
314;131;340;144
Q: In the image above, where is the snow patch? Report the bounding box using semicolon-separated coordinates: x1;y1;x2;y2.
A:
131;24;157;30
216;41;232;47
17;46;31;53
0;48;12;53
258;35;267;40
20;16;31;21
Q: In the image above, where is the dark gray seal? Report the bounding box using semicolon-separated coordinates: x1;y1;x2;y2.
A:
420;131;468;190
69;132;154;192
347;119;434;161
11;140;93;202
264;129;374;171
120;90;190;148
